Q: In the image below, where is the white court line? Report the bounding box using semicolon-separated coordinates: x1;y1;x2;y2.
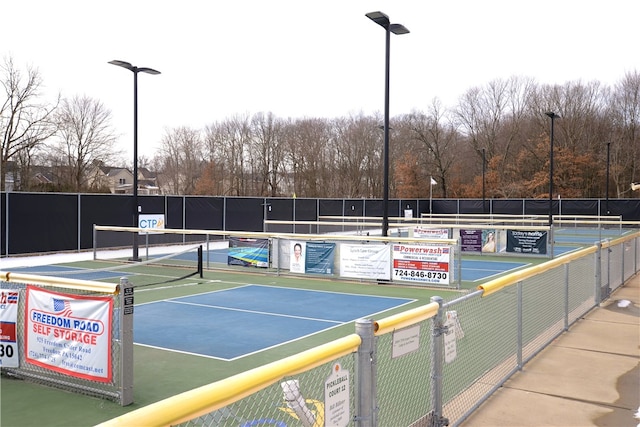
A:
165;299;343;324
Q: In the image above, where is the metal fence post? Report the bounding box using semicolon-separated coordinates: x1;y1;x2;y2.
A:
119;277;135;405
564;264;570;331
595;241;602;304
517;281;523;370
355;318;376;427
430;296;449;427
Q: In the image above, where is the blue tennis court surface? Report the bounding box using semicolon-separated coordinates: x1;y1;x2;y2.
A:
134;284;414;360
461;259;529;281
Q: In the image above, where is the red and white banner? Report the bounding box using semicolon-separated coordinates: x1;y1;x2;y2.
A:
25;286;113;382
0;290;20;367
392;244;451;285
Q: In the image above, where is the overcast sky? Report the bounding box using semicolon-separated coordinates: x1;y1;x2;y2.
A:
3;0;639;160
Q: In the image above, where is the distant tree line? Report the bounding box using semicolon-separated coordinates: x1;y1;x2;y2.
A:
2;56;639;199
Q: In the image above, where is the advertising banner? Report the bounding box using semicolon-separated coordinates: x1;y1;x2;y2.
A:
290;241;306;273
339;244;390;280
0;290;20;367
412;227;449;239
506;230;547;255
228;237;269;268
25;286;113;382
138;214;165;234
392;244;451;285
460;229;482;252
305;242;336;275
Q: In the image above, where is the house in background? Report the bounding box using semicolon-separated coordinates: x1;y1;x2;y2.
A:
88;161;160;194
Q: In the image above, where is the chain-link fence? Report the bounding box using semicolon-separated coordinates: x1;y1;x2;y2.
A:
95;232;640;426
0;274;132;405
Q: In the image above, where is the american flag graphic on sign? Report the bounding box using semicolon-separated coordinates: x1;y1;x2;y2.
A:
53;298;73;317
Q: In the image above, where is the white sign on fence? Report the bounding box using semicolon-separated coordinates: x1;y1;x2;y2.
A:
325;363;350;427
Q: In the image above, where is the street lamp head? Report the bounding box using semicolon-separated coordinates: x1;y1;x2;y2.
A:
366;11;390;27
109;60;161;75
545;112;560;119
366;11;410;34
389;23;410;35
109;60;134;71
138;67;161;75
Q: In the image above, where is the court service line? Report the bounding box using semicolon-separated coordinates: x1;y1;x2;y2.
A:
166;299;344;324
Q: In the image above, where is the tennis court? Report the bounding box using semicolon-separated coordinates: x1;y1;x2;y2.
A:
134;284;414;360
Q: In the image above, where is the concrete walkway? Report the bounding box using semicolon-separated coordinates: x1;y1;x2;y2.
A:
460;274;640;427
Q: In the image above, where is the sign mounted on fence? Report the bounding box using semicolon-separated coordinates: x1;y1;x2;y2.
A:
325;363;350;427
339;244;391;280
392;244;451;285
412;227;449;239
228;237;269;268
138;214;165;234
25;286;113;382
0;290;20;367
506;230;547;255
392;324;421;359
305;242;336;275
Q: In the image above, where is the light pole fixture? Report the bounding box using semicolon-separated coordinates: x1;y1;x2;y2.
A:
109;60;160;261
366;11;409;237
482;148;486;214
605;142;611;215
545;112;560;226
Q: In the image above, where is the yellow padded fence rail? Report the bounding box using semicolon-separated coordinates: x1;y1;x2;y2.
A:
0;271;118;294
374;301;440;335
96;334;362;427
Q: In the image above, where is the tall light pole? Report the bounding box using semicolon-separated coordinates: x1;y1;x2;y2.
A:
605;142;611;215
545;112;560;226
109;60;160;261
366;11;409;237
482;148;486;214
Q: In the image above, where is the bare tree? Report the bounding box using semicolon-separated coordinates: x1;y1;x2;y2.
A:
609;71;640;196
400;100;460;198
0;57;57;190
332;113;381;198
282;117;334;198
51;95;119;191
249;112;285;197
157;126;204;195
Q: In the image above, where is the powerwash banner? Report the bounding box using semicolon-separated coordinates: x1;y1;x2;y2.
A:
24;286;113;382
392;244;451;285
339;243;452;285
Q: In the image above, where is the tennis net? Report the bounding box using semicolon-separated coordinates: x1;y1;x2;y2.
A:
20;245;204;288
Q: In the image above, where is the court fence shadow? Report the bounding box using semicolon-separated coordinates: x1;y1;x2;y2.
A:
94;231;639;426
